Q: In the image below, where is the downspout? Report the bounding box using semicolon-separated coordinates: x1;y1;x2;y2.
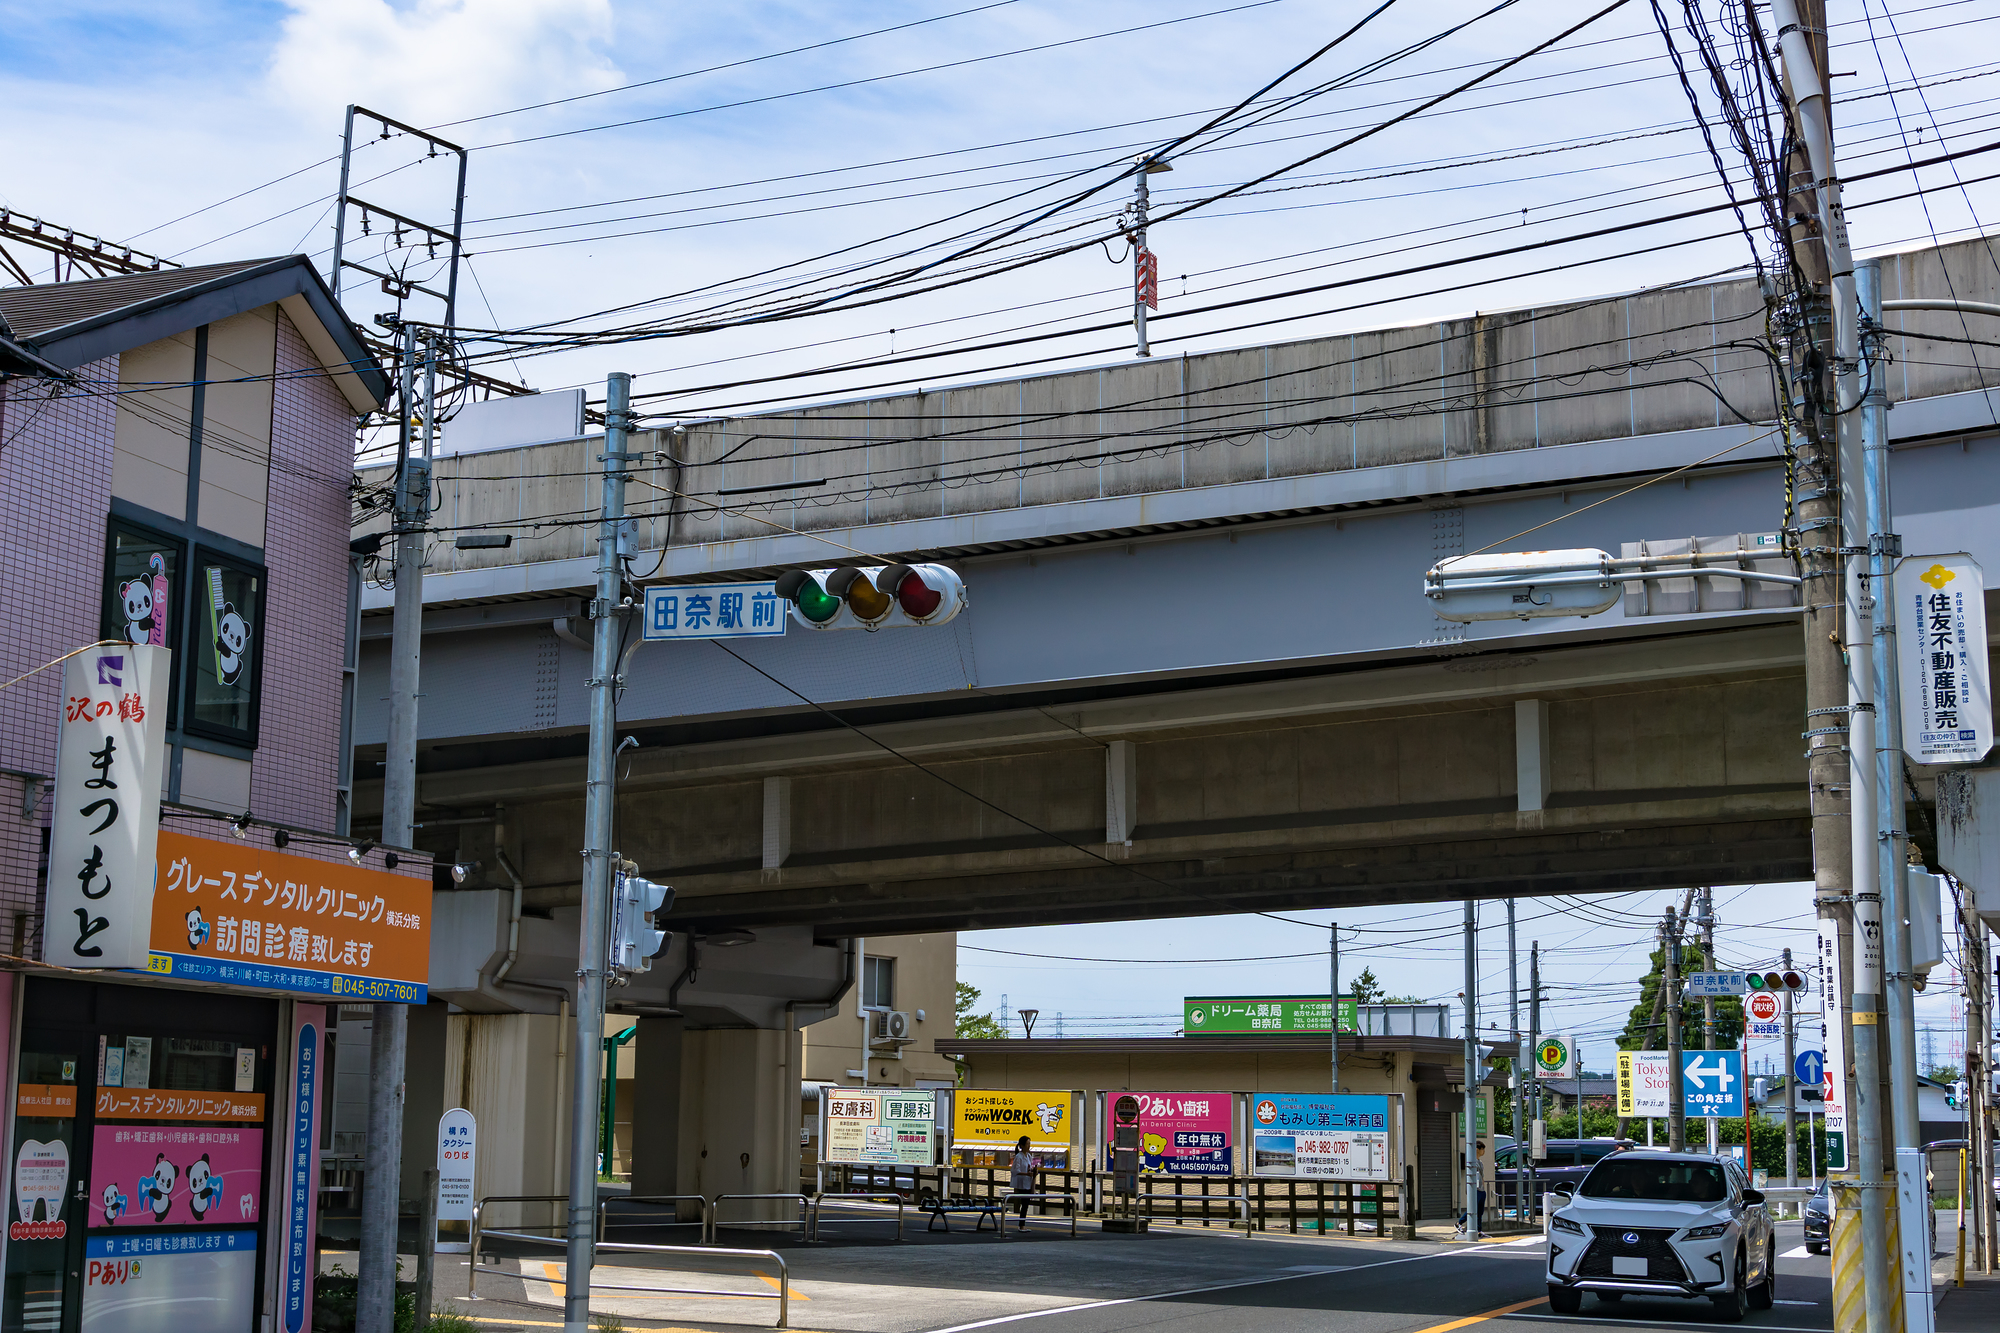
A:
666;937;701;1012
480;804;566;1010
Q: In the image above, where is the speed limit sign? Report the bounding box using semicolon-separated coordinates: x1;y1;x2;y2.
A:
1746;991;1781;1023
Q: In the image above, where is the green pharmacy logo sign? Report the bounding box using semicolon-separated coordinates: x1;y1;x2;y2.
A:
1185;996;1358;1035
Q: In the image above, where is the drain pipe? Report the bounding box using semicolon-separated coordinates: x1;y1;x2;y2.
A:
483;805;565;1009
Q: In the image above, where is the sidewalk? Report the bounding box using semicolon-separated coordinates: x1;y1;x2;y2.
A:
1935;1270;2000;1333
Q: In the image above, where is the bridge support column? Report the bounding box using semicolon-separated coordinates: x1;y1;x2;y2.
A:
1106;739;1137;847
763;777;791;871
681;1027;802;1222
1513;700;1550;829
630;1015;686;1207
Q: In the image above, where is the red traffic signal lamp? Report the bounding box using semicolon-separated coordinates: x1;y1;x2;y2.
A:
1748;969;1808;993
774;563;966;631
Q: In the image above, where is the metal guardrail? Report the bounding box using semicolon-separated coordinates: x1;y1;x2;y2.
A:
999;1192;1080;1239
468;1229;792;1328
710;1192;813;1244
602;1193;713;1237
809;1192;905;1242
1139;1191;1252;1236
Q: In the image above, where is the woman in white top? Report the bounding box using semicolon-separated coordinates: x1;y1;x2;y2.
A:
1009;1135;1036;1229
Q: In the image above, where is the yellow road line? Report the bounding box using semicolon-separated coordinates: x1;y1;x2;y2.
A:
1401;1295;1549;1333
753;1270;810;1299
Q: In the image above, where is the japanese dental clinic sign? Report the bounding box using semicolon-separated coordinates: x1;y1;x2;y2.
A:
1895;554;1991;765
1252;1094;1390;1181
144;830;431;1003
952;1089;1071;1154
1108;1093;1231;1176
642;582;786;641
1184;995;1358;1035
823;1091;935;1166
46;644;170;969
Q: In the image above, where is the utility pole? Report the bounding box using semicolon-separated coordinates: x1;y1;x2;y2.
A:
358;324;425;1333
1783;946;1799;1190
563;371;634;1333
1130;156;1169;356
1507;901;1526;1223
1699;888;1719;1156
1771;3;1896;1322
1529;942;1542;1173
1461;901;1479;1239
1329;921;1339;1096
1665;905;1686;1153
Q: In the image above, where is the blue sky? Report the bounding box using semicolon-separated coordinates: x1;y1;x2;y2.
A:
5;0;1993;1052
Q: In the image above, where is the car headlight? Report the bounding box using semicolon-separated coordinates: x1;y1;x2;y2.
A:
1683;1222;1731;1239
1551;1213;1585;1235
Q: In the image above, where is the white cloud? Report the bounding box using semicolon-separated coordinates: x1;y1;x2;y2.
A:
264;0;623;128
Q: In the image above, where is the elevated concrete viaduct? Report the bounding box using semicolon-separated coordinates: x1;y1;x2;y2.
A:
348;237;1999;1202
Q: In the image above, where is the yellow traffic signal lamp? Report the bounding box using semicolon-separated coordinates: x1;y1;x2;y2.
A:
774;564;966;631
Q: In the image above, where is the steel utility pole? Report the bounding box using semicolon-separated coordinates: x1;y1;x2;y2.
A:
1330;921;1340;1096
1529;942;1542;1171
1699;888;1720;1155
1461;901;1479;1239
359;324;426;1333
1783;947;1799;1190
563;371;634;1333
1770;3;1896;1321
1508;902;1527;1223
1130;156;1169;356
1665;905;1686;1153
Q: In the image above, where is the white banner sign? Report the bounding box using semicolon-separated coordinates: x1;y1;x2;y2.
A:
1817;920;1849;1166
45;645;169;969
1895;553;1992;765
436;1108;476;1252
1616;1051;1674;1116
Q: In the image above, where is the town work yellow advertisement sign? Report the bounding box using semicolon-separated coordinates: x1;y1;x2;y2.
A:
952;1089;1072;1155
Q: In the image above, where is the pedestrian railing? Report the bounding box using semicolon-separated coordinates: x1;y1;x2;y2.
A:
998;1192;1080;1239
466;1225;791;1328
1139;1191;1252;1236
808;1192;905;1242
602;1193;713;1238
709;1192;813;1244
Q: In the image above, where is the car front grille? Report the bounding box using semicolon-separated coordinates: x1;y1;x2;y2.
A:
1576;1225;1689;1283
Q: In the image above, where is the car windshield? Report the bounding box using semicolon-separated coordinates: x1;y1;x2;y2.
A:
1579;1158;1728;1202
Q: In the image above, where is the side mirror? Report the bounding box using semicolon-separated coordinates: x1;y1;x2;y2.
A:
1549;1181;1576;1197
1741;1188;1765;1206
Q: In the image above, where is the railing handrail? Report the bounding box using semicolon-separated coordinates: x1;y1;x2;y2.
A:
808;1191;905;1242
1000;1191;1079;1240
470;1217;791;1326
709;1192;812;1245
600;1193;713;1232
1138;1191;1252;1236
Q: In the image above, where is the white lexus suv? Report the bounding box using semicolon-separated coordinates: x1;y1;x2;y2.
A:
1545;1151;1776;1322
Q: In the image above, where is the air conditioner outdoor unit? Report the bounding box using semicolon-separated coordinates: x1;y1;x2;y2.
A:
870;1011;914;1044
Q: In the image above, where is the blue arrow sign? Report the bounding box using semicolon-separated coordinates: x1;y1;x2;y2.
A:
1682;1050;1744;1117
1794;1048;1825;1088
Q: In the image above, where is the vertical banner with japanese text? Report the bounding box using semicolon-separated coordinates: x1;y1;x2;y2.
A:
282;1006;324;1333
1894;554;1992;765
46;644;170;969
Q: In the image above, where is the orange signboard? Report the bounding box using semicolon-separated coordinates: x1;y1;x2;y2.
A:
17;1084;76;1118
146;830;430;1002
94;1088;266;1123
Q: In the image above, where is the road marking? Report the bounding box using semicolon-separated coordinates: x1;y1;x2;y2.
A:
924;1246;1491;1333
1781;1245;1817;1258
1401;1296;1548;1333
1773;1299;1820;1306
754;1270;810;1299
1505;1316;1830;1332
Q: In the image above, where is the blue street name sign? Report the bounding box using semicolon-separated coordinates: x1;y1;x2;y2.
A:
1681;1050;1744;1118
642;582;787;641
1682;971;1749;997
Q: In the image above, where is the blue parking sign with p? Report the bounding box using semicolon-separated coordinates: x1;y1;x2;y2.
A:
644;582;787;641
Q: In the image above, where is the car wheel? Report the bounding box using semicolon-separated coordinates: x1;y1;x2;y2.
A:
1710;1250;1748;1323
1594;1291;1623;1304
1747;1240;1775;1311
1548;1285;1583;1315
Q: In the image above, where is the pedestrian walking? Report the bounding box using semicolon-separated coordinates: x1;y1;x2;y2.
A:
1010;1135;1037;1229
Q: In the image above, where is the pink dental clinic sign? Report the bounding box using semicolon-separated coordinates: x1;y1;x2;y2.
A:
1107;1092;1233;1176
88;1125;263;1228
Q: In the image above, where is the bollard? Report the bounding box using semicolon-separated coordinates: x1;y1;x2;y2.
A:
416;1168;438;1329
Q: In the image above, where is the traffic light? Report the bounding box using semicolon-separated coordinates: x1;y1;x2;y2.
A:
1747;968;1808;993
609;871;672;977
773;564;966;631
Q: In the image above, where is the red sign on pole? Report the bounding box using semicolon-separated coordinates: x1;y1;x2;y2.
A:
1745;991;1781;1023
1135;246;1159;310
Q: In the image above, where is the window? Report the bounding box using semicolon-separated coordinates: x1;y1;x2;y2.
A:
1579;1159;1727;1203
863;956;895;1010
98;517;265;746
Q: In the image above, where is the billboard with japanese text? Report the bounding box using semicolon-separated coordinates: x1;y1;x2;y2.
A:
1104;1092;1232;1176
952;1089;1071;1161
89;1125;263;1227
1250;1094;1391;1181
823;1091;936;1166
142;830;429;1002
1185;995;1358;1035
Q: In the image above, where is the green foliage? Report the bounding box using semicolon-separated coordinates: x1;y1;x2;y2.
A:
1350;967;1384;1006
1926;1064;1961;1084
955;981;1006;1040
593;1316;627;1333
1620;945;1743;1051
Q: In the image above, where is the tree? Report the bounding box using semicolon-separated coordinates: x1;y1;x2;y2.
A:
1926;1063;1961;1085
955;982;1006;1040
1351;966;1384;1006
1620;945;1742;1051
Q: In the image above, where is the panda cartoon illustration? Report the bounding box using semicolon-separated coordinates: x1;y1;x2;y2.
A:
140;1154;177;1222
185;908;210;950
214;604;249;685
186;1155;224;1221
118;580;155;644
100;1181;128;1226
